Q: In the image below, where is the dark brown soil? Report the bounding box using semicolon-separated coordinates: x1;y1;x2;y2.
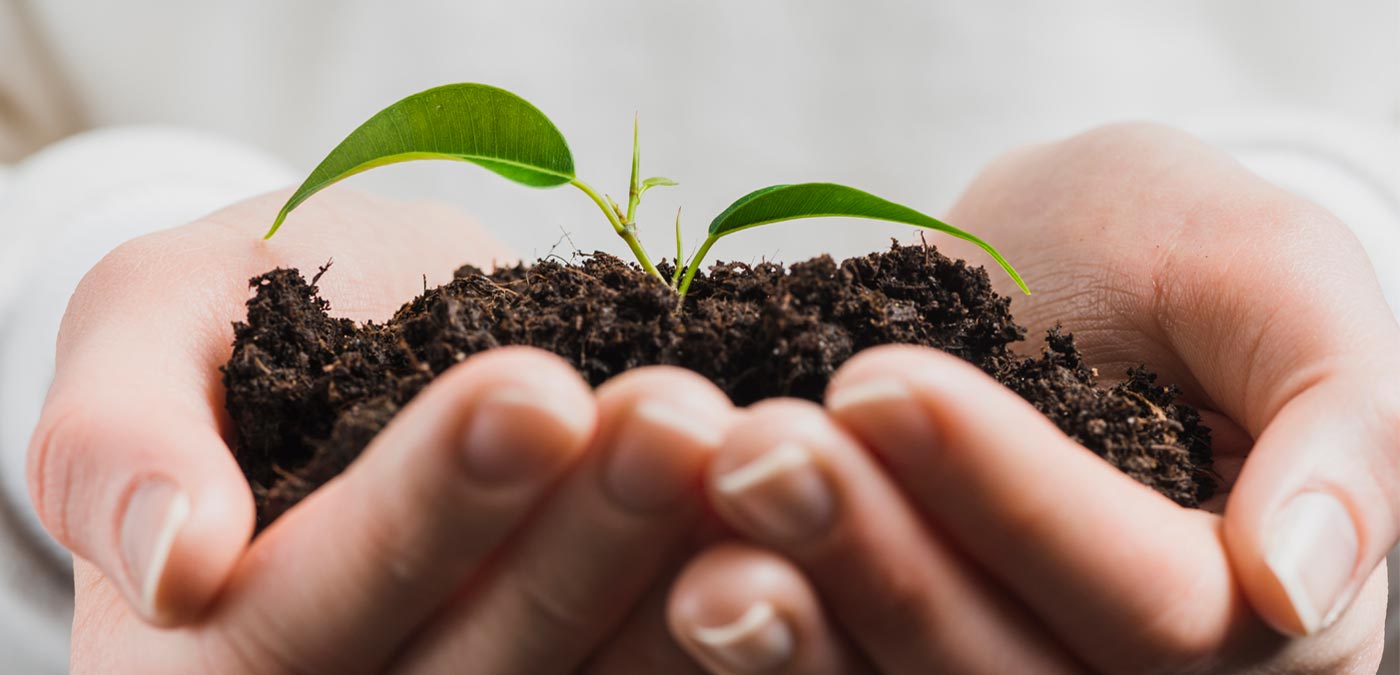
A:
223;243;1214;529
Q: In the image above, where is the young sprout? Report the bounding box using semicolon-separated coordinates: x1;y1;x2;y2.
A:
265;83;1029;299
671;207;685;288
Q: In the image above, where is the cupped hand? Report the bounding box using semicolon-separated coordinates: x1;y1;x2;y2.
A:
29;189;731;674
666;124;1397;673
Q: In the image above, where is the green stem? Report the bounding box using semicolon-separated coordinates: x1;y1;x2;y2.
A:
676;234;719;299
571;178;663;281
670;207;684;287
626;114;641;225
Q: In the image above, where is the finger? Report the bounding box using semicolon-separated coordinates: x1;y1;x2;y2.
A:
26;188;511;627
668;543;872;675
393;366;734;674
826;346;1250;672
1224;368;1400;636
1147;188;1400;636
706;399;1079;673
944;124;1400;637
27;341;253;627
1127;151;1400;638
580;514;747;674
209;347;596;673
71;560;209;674
578;559;708;675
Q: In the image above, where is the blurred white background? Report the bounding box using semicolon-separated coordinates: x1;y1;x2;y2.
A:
4;0;1397;267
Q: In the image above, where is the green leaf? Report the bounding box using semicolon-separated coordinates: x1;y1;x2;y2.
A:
708;182;1029;294
641;176;678;189
639;176;678;198
267;83;575;237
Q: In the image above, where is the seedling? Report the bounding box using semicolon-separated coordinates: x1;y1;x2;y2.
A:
266;83;1028;298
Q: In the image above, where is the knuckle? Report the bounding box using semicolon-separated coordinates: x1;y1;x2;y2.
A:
838;343;953;381
1098;574;1223;674
70;227;232;312
1229;198;1352;257
1051;123;1207;188
840;567;939;641
211;619;319;675
443;346;590;400
744;397;824;426
1125;618;1218;673
1367;378;1400;517
469;344;574;375
355;495;441;588
1068;121;1187;151
606;364;716;393
63;233;180;329
600;365;730;411
78;234;163;292
1367;372;1400;431
510;563;598;640
26;402;86;546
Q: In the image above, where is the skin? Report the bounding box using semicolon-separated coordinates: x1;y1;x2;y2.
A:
31;124;1396;673
667;124;1398;673
29;189;734;673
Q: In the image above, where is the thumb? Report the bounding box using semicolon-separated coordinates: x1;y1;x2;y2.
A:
28;375;253;627
1224;366;1400;636
26;240;256;627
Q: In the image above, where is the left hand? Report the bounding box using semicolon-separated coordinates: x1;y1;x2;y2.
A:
664;124;1398;674
32;188;728;674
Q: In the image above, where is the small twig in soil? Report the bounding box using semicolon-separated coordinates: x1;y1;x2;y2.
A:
544;229;582;265
272;464;308;488
311;258;334;287
459;274;520;300
1123;389;1171;423
397;334;432;375
558;226;582;259
481;277;520;298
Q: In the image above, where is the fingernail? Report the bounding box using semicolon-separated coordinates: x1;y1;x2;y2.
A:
826;377;937;452
463;386;593;485
715;442;835;542
119;477;190;619
604;400;724;512
1264;491;1359;634
690;601;795;673
827;377;913;414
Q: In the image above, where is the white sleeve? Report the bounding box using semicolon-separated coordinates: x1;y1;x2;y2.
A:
0;127;295;673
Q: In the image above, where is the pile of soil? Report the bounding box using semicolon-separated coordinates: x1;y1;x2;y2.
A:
223;243;1214;528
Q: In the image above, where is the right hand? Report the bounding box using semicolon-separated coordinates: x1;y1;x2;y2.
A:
29;189;733;673
663;124;1397;674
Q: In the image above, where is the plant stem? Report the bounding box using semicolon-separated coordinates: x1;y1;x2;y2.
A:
626;114;641;225
670;207;685;287
676;234;719;299
571;178;664;281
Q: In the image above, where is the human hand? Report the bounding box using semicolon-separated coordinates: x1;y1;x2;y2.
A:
29;189;734;673
664;124;1397;673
